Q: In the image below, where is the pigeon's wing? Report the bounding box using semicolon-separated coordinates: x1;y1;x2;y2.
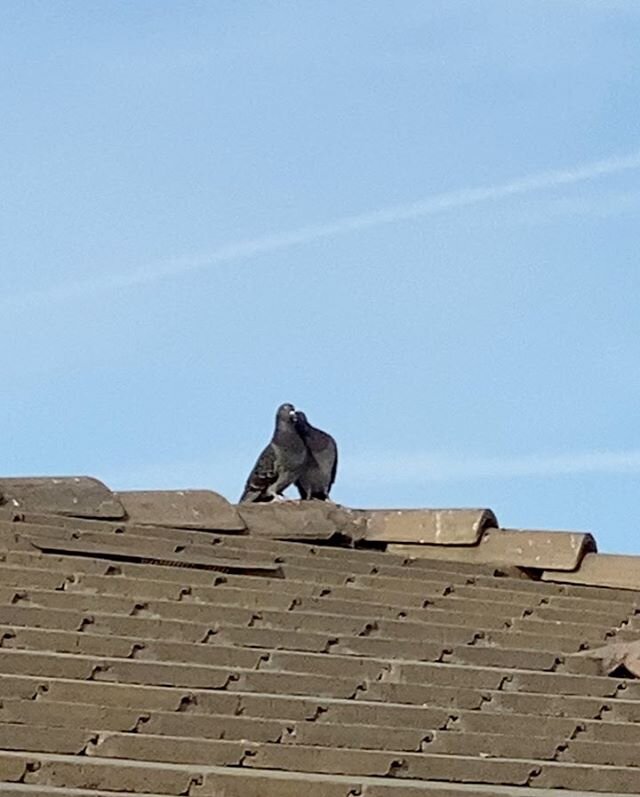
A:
313;431;338;496
294;428;338;500
239;444;278;502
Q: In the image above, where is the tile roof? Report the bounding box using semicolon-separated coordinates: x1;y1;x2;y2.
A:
0;476;639;796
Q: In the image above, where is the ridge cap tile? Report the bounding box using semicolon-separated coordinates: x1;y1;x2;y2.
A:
542;552;640;592
0;477;125;520
363;508;498;545
390;528;595;572
115;489;246;533
236;501;361;542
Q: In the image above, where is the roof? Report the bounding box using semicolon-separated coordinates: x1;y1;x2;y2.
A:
1;475;640;796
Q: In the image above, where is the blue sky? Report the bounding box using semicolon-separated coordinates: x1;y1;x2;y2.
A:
2;1;640;552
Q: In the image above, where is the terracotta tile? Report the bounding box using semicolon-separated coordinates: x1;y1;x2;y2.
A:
0;724;93;754
486;690;608;719
503;670;622;698
0;698;141;732
532;760;640;793
196;768;358;796
423;729;559;760
283;721;427;752
446;645;561;671
90;733;250;766
360;682;487;710
318;702;450;730
19;751;202;793
234;669;363;699
451;709;580;739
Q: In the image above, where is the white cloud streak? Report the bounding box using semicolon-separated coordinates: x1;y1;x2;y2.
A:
345;449;640;484
10;149;640;309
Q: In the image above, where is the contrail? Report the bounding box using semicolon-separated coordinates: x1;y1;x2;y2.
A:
10;149;640;308
345;449;640;484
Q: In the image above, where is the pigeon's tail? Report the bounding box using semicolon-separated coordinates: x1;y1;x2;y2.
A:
239;485;262;503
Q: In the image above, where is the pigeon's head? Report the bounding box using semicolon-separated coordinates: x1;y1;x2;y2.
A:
275;403;297;426
293;410;310;432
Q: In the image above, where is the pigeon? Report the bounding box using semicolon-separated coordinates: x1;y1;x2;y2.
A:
293;411;338;500
239;403;307;503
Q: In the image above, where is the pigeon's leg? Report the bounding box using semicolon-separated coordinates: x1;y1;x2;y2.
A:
294;482;311;501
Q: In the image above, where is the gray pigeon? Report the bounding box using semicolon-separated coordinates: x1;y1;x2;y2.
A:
293;411;338;500
239;403;307;503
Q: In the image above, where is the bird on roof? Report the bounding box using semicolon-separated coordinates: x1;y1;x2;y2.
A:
293;410;338;501
239;403;307;503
